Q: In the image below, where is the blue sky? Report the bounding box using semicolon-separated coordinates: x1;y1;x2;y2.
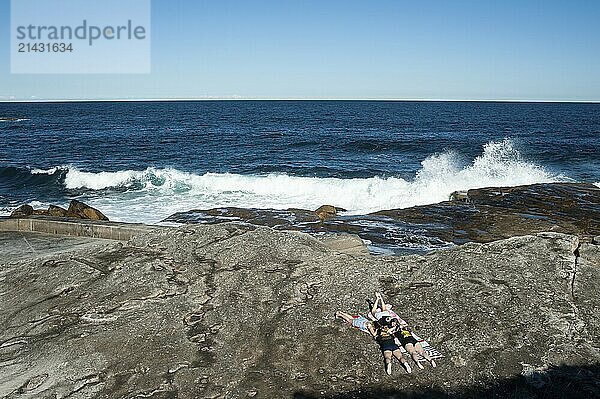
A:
1;0;599;101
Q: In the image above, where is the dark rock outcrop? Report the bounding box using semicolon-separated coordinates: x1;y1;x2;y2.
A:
374;182;600;244
165;183;600;254
47;205;76;218
1;226;598;398
67;199;109;221
9;200;109;221
170;206;323;227
9;204;34;217
315;205;344;221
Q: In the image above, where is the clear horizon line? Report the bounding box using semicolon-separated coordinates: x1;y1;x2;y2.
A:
1;97;599;104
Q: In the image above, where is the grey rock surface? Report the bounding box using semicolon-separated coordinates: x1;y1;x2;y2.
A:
1;226;599;398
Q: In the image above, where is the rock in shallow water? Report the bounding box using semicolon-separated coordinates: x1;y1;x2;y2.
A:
9;204;34;217
165;182;600;255
0;225;598;398
9;200;109;221
47;204;80;218
315;205;344;221
67;199;109;221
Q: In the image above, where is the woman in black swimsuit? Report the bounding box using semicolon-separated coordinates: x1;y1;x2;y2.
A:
368;316;412;375
394;322;437;369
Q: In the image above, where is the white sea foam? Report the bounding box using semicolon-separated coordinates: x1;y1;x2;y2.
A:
0;118;30;122
64;168;144;190
595;182;600;188
46;139;565;224
30;166;64;175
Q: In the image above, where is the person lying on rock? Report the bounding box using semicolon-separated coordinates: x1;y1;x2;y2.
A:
391;319;437;369
367;316;412;375
371;292;437;369
336;292;389;332
335;310;374;334
370;292;408;327
335;302;413;375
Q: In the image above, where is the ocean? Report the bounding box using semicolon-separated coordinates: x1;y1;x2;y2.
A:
1;100;599;231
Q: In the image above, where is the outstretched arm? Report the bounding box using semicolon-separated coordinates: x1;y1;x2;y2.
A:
366;322;377;338
368;303;378;320
370;293;383;319
379;292;394;311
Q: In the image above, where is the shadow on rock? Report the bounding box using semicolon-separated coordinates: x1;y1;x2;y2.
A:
295;363;600;399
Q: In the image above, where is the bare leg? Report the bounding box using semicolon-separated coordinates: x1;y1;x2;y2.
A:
415;342;437;368
404;343;424;369
335;311;356;325
383;350;393;375
392;349;412;373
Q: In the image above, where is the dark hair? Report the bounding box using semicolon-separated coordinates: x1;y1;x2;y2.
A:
379;316;393;327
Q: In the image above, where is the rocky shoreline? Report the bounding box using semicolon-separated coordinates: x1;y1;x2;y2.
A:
1;222;599;398
165;182;600;254
7;182;599;255
1;182;599;398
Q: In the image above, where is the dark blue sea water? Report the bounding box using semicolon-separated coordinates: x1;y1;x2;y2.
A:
1;101;599;224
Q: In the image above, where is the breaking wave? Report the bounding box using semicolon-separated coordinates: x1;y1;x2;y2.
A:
2;139;568;223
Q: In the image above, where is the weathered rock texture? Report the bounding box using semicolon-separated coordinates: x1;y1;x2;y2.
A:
315;205;344;221
374;183;600;243
67;200;109;221
10;200;108;221
9;205;34;218
1;226;599;398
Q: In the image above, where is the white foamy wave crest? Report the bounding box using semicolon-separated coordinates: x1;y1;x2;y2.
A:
64;168;150;190
411;139;559;203
50;139;566;223
30;166;67;175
